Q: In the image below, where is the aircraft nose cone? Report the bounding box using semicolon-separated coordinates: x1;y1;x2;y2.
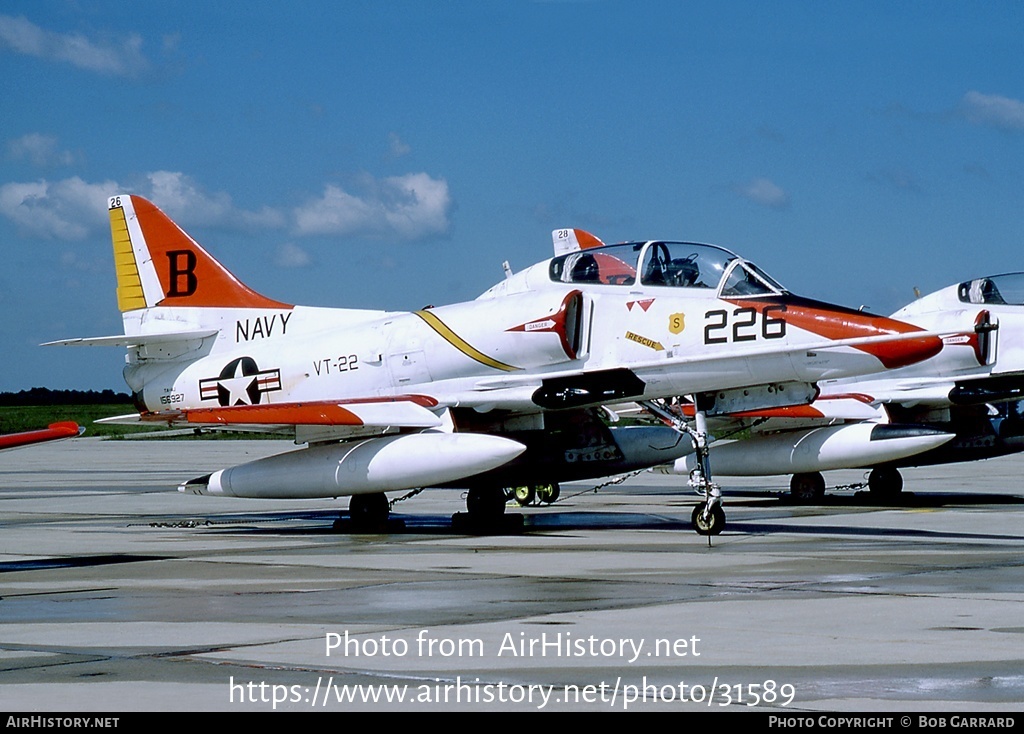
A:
726;297;944;372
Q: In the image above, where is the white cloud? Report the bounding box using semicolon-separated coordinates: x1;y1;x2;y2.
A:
0;172;286;239
294;173;452;240
0;177;117;239
144;171;285;231
0;14;148;77
275;242;311;268
389;132;412;158
733;178;790;209
0;171;452;244
961;91;1024;132
7;133;79;167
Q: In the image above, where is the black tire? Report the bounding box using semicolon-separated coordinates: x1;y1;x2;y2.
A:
691;502;725;535
349;492;390;527
868;467;903;499
467;486;507;521
511;485;535;506
535;483;560;504
790;472;826;503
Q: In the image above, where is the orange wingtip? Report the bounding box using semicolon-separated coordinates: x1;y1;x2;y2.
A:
0;422;82;450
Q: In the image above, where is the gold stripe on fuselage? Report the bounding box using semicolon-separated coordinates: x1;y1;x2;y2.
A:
414;310;521;372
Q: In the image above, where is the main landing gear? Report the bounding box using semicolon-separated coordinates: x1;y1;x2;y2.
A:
510;483;561;507
867;467;903;500
338;492;391;532
641;399;725;539
790;472;826;503
466;486;508;523
788;467;905;504
452;486;524;534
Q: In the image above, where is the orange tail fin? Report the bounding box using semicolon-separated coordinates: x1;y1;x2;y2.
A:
109;194;291;312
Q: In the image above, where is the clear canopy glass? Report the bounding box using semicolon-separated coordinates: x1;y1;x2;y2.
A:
958;274;1024;306
549;241;786;297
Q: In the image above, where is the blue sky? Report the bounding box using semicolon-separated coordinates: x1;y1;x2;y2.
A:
1;1;1022;392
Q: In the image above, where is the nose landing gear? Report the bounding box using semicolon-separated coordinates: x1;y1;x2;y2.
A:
641;399;724;540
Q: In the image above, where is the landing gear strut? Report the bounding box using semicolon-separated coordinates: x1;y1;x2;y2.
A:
641;399;724;538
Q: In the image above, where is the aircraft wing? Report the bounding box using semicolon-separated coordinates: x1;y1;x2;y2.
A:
0;422;84;451
463;328;946;411
101;397;444;444
176;398;442;428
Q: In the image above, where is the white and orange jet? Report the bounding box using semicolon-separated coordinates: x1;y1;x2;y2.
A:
49;195;948;535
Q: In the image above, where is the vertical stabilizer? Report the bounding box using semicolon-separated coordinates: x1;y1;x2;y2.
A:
552;228;606;257
108;195;292;312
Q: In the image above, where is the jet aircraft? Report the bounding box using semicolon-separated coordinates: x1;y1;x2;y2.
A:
48;195;948;535
663;273;1024;501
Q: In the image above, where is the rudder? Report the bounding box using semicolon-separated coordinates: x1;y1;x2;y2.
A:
108;195;291;312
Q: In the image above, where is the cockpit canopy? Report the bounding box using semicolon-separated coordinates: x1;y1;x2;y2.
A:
958;274;1024;306
548;241;786;297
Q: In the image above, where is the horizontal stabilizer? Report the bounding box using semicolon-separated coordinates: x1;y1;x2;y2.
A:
95;413;144;425
42;329;219;348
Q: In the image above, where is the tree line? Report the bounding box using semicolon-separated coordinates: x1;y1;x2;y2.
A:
0;388;132;406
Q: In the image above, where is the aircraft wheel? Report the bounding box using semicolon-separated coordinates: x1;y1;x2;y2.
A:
535;483;560;504
790;472;826;503
691;502;725;536
511;485;535;506
349;492;390;528
868;467;903;499
467;486;507;522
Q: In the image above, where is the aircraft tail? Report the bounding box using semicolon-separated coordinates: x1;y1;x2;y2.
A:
108;195;291;312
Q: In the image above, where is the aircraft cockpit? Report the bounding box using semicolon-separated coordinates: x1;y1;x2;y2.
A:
958;273;1024;306
549;241;787;298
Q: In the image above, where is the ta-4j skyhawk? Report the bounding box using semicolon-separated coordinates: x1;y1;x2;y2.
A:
49;195;947;535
